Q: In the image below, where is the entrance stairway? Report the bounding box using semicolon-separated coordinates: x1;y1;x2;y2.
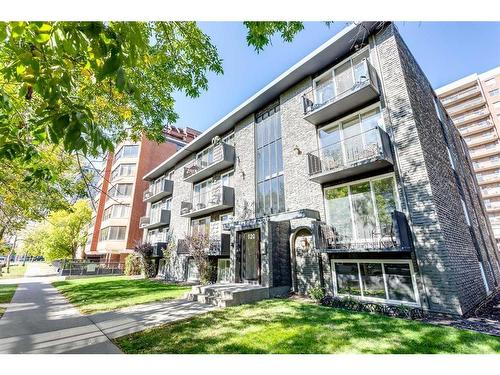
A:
185;283;270;308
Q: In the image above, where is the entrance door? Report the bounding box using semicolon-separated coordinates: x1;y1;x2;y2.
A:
241;229;260;283
217;259;230;283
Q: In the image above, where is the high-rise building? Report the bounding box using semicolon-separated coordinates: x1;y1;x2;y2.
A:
84;127;199;263
436;66;500;248
140;22;500;316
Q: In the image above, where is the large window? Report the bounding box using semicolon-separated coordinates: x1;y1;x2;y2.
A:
108;183;133;199
256;106;285;217
324;174;398;243
114;145;139;162
147;227;168;244
150;198;171;223
193;179;213;208
111;163;136;180
317;105;384;168
332;260;418;305
99;226;127;241
103;204;130;220
191;216;210;236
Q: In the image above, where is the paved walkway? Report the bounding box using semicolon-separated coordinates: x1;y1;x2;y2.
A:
0;263;215;353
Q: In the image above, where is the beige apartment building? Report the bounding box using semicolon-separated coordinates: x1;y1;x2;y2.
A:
436;66;500;248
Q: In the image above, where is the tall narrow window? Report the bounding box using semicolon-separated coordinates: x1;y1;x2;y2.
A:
256;106;284;217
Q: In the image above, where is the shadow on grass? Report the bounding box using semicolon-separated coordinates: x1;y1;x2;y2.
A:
0;284;17;304
116;299;500;354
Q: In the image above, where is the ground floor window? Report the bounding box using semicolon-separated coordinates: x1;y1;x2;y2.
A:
217;258;230;283
332;259;419;305
187;258;199;281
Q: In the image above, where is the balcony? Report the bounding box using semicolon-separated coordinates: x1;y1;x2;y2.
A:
446;96;486;116
465;132;498;148
307;126;393;184
151;242;167;257
302;59;380;125
469;144;500;160
143;179;174;202
460;120;494;137
441;86;481;106
176;234;230;256
311;211;413;253
481;187;500;199
183;142;235;183
180;186;234;218
485;201;500;212
452;108;490;126
474;159;500;172
139;209;171;230
477;173;500;185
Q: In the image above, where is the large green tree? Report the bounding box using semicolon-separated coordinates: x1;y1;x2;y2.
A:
22;200;92;261
0;21;305;163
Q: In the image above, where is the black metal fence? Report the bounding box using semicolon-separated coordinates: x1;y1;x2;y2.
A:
56;260;125;276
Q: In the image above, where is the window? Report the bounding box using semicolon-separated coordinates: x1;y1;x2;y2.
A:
150;198;171;224
433;97;444;122
221;170;234;187
99;226;126;241
113;145;139;162
324;175;399;242
191;216;210;236
187;259;199;281
103;204;130;220
222;132;235;146
196;146;214;169
332;260;418;305
461;198;471;226
111;163;136;180
256;106;285;216
193;179;213;208
108;183;133;199
217;259;231;283
318;105;385;167
147;227;168;244
494;102;500;110
489;89;499;97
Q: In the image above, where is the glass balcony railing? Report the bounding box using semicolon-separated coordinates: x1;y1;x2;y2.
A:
452;107;489;125
143;179;174;202
302;59;380;125
481;187;500;197
460;120;494;136
307;126;393;184
139;209;171;230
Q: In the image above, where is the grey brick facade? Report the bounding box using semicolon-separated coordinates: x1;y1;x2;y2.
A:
142;22;500;316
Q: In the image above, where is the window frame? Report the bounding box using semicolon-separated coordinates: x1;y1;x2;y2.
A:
322;172;401;242
331;258;420;307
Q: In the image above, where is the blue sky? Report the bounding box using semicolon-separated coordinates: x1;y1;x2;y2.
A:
173;22;500;132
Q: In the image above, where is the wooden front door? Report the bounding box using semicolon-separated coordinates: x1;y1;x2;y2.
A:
241;229;260;283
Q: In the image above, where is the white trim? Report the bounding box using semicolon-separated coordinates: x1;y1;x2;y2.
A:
331;258;420;307
478;262;491;294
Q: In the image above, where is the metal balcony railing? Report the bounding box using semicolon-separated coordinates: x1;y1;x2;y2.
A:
183;142;235;183
143;179;174;202
180;185;234;217
311;211;412;253
441;86;481;105
302;59;380;124
307;126;393;183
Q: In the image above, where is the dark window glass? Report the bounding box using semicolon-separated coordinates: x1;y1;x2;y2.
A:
256;106;284;216
384;263;416;302
360;263;386;299
335;263;361;296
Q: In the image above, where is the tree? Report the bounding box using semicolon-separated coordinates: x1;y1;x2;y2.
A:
184;231;213;284
0;21;309;165
22;200;92;262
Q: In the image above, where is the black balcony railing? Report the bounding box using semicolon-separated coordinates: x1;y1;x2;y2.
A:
302;59;380;124
307;126;393;184
311;211;413;253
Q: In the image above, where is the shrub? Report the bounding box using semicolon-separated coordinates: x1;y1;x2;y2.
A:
320;295;424;320
133;242;156;278
308;285;325;303
124;254;142;276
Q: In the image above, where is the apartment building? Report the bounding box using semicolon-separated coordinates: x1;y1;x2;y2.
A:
436;67;500;248
142;22;500;316
84;127;199;263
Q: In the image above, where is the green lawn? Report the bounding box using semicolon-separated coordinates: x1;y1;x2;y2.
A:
0;264;27;279
52;276;191;314
0;284;17;318
116;299;500;354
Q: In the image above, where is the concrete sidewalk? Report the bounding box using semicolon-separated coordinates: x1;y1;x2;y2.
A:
0;264;215;353
0;264;121;354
